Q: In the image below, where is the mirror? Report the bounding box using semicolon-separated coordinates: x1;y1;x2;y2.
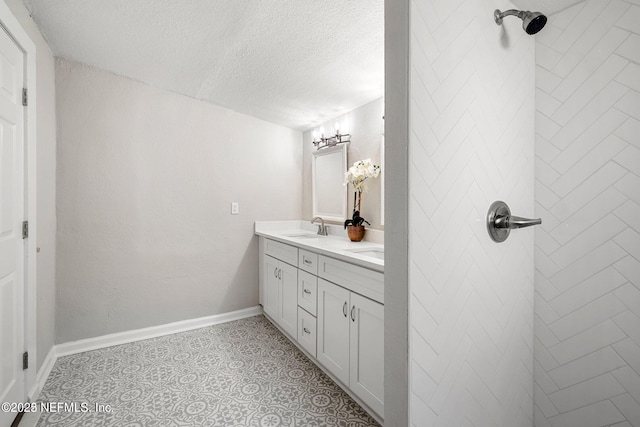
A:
312;144;348;222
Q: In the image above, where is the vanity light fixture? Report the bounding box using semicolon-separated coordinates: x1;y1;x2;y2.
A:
312;122;351;150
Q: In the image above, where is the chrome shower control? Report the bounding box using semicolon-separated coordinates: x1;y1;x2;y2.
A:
487;200;541;243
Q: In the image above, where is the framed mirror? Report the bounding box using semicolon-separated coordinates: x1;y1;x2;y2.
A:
312;144;348;222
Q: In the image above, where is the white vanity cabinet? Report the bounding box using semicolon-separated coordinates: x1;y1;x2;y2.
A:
258;235;384;421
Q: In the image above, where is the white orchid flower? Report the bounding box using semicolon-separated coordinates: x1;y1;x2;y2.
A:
344;158;381;192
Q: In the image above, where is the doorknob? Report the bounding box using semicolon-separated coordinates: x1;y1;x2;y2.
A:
487;200;541;243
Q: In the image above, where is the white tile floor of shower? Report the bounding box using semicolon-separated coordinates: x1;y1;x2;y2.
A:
34;315;379;426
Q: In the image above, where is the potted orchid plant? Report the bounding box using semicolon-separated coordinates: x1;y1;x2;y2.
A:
343;158;381;242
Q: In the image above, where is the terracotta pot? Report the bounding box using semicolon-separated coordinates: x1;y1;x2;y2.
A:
347;225;365;242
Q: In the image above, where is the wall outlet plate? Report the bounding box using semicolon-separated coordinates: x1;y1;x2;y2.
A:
231;202;239;215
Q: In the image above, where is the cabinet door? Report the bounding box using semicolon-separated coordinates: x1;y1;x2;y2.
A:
263;255;280;320
317;279;350;385
278;261;298;338
297;307;317;358
349;293;384;418
298;270;318;316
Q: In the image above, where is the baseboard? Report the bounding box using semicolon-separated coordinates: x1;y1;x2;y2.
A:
28;346;56;401
55;306;263;358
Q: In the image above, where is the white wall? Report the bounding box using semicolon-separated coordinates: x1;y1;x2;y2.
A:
4;0;57;372
302;98;384;230
55;59;302;343
533;1;640;426
407;0;536;425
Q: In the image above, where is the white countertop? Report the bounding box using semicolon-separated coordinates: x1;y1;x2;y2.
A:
255;221;384;273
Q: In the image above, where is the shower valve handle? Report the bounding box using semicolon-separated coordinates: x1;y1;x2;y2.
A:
494;215;542;229
487;201;542;243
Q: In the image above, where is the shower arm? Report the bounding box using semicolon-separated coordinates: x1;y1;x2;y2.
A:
494;9;526;25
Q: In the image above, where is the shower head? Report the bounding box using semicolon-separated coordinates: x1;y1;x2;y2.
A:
494;9;547;35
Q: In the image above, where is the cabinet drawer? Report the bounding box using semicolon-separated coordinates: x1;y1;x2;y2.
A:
318;255;384;304
297;307;317;357
264;238;298;266
298;249;318;275
298;270;318;316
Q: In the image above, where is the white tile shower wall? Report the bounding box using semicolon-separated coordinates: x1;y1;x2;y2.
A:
408;0;535;425
534;1;640;426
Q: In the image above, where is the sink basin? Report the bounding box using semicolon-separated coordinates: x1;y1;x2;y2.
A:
282;233;320;239
346;247;384;260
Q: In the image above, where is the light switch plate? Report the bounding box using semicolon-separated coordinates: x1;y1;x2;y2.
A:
231;202;239;215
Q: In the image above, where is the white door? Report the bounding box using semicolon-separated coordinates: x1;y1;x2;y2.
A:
0;24;26;427
317;279;350;385
263;255;279;320
349;293;384;418
278;261;298;338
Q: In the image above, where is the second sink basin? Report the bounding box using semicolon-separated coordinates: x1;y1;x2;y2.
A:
345;247;384;260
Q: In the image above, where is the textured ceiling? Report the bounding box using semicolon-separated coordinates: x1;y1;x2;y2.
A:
23;0;384;131
512;0;586;16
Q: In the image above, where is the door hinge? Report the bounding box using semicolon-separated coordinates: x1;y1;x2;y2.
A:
23;352;28;370
22;221;28;239
22;88;27;106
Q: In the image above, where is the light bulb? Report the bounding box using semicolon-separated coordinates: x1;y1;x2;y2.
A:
312;130;318;141
335;122;341;135
320;126;325;138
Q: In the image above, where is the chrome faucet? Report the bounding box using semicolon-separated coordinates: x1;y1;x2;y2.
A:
311;217;328;236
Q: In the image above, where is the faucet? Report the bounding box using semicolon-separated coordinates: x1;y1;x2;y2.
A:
311;217;328;236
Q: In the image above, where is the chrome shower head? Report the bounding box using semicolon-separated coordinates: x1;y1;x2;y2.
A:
494;9;547;35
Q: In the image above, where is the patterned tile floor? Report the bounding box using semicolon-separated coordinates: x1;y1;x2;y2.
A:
36;315;380;426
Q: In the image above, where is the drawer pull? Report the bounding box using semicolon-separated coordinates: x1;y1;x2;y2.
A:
343;301;348;317
303;327;311;334
351;305;356;322
274;267;278;278
304;259;313;265
304;289;312;295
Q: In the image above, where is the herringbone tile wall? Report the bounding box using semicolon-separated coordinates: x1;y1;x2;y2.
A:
409;0;536;425
534;1;640;427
